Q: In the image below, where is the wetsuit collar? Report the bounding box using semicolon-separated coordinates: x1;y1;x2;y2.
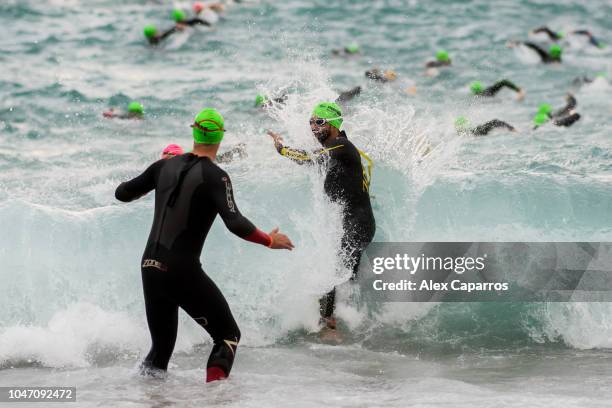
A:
323;131;348;147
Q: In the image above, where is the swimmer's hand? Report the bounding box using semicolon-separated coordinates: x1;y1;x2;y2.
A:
175;23;187;31
516;89;525;101
268;227;294;250
103;108;115;118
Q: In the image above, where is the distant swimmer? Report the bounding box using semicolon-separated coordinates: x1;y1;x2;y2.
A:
571;30;605;48
254;94;288;108
161;144;184;159
426;50;451;68
268;102;376;338
470;80;525;100
162;142;246;163
455;116;517;136
332;43;361;56
508;41;562;63
115;108;293;382
531;26;564;41
572;72;607;88
192;2;223;25
365;68;397;83
103;102;144;120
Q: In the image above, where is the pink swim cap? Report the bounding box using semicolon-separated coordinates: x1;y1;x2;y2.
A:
193;2;204;14
161;144;184;157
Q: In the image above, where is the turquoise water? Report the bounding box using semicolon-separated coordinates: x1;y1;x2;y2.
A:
1;0;611;406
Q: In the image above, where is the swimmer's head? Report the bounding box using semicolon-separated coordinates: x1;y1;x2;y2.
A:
311;102;342;144
533;113;549;126
537;103;552;115
192;108;225;144
436;50;449;62
193;2;205;14
470;81;483;94
255;95;268;107
144;25;157;39
345;43;360;54
128;102;144;115
454;116;470;132
549;44;562;59
161;144;184;159
172;9;186;23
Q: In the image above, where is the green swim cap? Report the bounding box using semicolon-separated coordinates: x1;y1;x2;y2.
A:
172;9;186;22
454;116;469;131
436;50;449;62
345;43;360;54
128;101;144;115
549;44;562;59
192;108;225;144
255;95;268;107
144;24;157;39
595;72;607;78
537;103;552;115
312;102;343;130
470;81;483;94
533;113;549;126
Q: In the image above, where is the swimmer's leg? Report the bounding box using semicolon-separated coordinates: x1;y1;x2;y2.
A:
141;267;179;374
178;266;241;382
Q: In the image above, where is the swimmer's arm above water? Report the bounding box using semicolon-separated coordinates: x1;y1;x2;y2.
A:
268;131;315;165
115;159;165;202
182;18;212;27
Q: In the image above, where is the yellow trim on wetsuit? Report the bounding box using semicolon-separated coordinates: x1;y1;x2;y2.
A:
279;146;311;162
357;148;373;192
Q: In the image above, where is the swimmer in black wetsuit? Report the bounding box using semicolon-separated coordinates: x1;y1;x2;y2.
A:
336;86;362;104
115;108;293;382
455;117;517;136
470;80;525;100
531;26;564;41
365;68;397;82
508;41;562;63
426;50;452;68
268;102;376;335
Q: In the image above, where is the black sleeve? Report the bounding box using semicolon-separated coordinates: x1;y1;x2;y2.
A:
184;18;211;26
159;27;177;41
552;94;577;118
115;160;164;202
276;143;315;165
472;120;515;136
209;170;256;238
523;42;550;62
484;80;519;96
554;113;580;127
533;27;561;41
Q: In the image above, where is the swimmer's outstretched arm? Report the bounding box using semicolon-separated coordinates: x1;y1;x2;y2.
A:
159;27;178;41
471;120;516;136
115;160;165;202
486;79;521;96
522;42;549;62
554;113;580;127
184;18;212;27
210;170;294;250
268;131;315;165
533;26;562;41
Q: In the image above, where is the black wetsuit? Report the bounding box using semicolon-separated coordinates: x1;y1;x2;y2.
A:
553;113;580;127
551;94;577;118
115;154;261;377
365;69;390;82
533;26;563;41
426;60;451;68
183;18;211;27
336;86;361;104
522;42;561;63
475;80;521;97
276;132;376;318
470;120;515;136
